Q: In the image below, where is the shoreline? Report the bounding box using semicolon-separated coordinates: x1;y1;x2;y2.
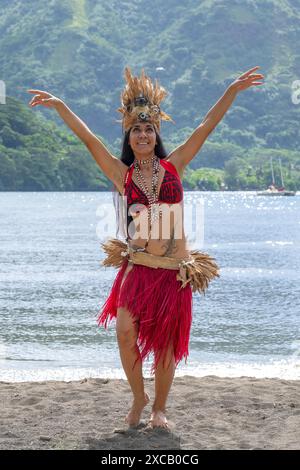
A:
1;359;300;383
1;375;299;450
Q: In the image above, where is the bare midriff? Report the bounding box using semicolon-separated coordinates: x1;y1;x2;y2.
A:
122;161;190;259
126;201;190;259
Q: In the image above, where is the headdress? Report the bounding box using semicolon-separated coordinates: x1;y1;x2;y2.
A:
117;66;174;133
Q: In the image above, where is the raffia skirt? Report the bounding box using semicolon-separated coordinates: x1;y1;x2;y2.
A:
97;238;220;374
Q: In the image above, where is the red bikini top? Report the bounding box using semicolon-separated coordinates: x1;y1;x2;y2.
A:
123;159;183;206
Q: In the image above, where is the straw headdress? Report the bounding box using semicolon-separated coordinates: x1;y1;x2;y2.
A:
117;66;174;133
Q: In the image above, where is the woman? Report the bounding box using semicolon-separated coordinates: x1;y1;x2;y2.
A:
27;65;264;430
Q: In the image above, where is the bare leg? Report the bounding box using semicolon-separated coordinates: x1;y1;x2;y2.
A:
149;345;175;429
116;265;150;426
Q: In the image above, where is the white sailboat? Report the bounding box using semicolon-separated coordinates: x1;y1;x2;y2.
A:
257;157;296;196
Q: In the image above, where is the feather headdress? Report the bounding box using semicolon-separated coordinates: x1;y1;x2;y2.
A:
117;66;174;133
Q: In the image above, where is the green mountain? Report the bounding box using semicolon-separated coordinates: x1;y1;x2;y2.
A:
0;0;300;190
0;97;108;190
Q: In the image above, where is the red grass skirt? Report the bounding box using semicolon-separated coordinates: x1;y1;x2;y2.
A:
97;258;193;374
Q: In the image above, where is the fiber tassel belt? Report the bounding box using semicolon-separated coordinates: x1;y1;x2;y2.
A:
100;238;220;294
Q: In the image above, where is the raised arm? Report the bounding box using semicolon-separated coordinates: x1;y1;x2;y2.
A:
27;89;127;192
168;66;264;173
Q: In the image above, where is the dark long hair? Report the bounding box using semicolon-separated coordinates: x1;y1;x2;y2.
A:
113;128;168;240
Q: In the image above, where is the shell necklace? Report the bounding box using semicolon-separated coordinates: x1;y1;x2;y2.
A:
133;155;162;249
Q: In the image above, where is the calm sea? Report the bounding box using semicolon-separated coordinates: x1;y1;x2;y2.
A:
0;191;299;382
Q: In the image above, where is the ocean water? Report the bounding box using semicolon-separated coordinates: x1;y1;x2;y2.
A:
0;191;299;382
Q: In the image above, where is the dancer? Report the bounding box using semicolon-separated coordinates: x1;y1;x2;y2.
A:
27;65;263;429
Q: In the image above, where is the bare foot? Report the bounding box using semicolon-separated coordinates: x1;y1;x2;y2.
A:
148;410;170;430
125;392;150;427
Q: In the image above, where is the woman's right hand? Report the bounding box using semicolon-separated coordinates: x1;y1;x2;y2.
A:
27;89;63;109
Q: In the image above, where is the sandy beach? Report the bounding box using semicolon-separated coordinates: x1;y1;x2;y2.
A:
0;375;299;450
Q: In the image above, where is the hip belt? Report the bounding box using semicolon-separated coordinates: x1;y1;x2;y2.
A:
100;238;220;293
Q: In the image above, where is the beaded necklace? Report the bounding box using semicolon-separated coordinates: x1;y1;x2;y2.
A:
133;155;162;250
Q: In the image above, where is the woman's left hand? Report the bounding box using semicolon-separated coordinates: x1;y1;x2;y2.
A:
229;66;264;93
